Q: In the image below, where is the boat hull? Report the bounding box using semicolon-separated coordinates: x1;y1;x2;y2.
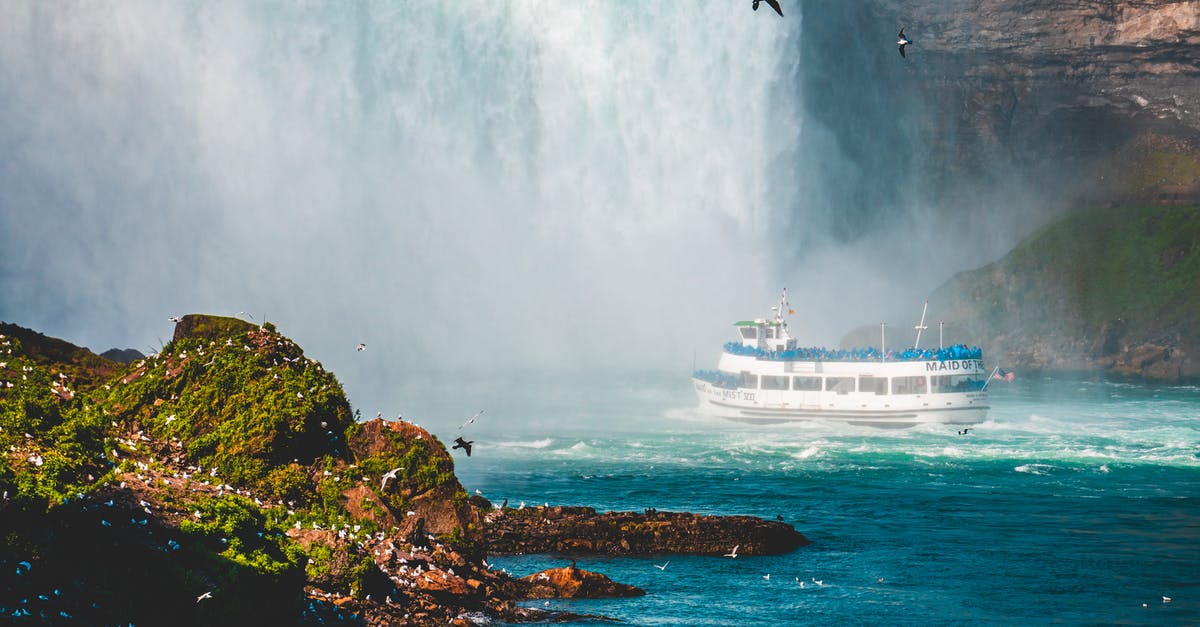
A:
693;377;989;428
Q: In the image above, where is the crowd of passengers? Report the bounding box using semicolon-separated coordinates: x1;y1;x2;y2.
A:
722;342;983;362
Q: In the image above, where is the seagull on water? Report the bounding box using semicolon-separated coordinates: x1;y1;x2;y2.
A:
752;0;783;17
1163;596;1172;603
763;573;771;581
795;578;804;588
380;466;403;491
724;545;740;558
812;577;824;586
654;561;669;571
958;428;972;435
897;28;912;57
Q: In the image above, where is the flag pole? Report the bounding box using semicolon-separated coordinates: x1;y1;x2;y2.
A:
981;365;1000;391
914;299;929;348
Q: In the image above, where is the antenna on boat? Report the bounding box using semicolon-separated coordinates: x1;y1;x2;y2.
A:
880;323;886;362
913;300;929;348
938;321;944;348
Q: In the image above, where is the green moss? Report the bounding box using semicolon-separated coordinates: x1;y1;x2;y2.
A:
1005;204;1200;333
96;325;354;494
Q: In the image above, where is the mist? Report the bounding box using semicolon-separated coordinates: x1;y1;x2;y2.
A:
0;2;1055;420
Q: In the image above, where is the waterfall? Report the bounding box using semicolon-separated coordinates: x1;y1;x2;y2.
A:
0;2;803;399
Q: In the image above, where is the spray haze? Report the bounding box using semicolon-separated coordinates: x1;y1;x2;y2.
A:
2;2;1054;419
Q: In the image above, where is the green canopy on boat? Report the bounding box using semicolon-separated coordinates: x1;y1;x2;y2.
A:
733;321;760;327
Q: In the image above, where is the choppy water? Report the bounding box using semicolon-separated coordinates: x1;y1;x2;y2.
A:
443;375;1199;625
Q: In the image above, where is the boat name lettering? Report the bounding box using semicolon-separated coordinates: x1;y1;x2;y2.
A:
925;359;984;372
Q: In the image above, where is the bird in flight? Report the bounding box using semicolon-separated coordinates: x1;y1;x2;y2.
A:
724;545;740;558
897;28;911;57
380;466;403;491
169;316;182;323
457;409;484;431
196;591;213;603
958;428;972;435
453;436;474;457
654;561;669;570
356;343;366;351
752;0;784;17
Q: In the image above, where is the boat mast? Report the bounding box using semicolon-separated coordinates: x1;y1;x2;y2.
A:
938;321;944;348
913;299;929;348
880;322;886;362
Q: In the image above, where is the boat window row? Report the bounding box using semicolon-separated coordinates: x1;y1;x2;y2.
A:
695;370;986;394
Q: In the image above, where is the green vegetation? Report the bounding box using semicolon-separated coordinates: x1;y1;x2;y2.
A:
95;318;353;493
998;203;1200;334
0;315;476;621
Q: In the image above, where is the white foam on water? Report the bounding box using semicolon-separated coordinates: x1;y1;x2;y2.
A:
494;438;554;449
791;445;822;460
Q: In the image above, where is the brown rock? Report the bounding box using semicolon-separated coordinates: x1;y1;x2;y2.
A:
517;566;644;599
486;506;809;556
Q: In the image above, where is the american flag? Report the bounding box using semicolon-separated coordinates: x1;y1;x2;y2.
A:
993;368;1015;382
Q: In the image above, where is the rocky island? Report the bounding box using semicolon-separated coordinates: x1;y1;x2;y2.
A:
0;316;807;624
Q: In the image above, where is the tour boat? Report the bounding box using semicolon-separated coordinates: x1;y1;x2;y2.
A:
692;290;991;427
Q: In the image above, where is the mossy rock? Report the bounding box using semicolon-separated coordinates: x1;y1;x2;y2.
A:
172;315;258;343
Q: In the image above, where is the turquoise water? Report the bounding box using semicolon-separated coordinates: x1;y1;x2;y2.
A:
445;375;1199;625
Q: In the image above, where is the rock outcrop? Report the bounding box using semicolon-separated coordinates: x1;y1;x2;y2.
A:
484;506;809;556
517;565;644;599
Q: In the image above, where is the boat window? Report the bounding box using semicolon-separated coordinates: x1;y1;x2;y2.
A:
761;375;788;390
859;376;887;395
931;374;985;393
740;327;758;340
792;376;821;391
892;375;928;395
825;377;855;394
740;372;759;389
765;327;776;339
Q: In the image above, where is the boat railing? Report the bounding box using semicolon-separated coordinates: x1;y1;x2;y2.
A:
693;369;739;389
723;342;983;362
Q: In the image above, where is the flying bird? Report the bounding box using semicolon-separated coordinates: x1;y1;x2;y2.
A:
380;466;403;491
169;316;182;323
724;545;740;558
457;409;484;431
752;0;784;17
356;343;366;351
897;28;911;57
958;428;972;435
452;437;474;457
196;591;213;603
654;561;670;571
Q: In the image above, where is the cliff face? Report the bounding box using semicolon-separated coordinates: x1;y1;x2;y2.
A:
792;1;1200;253
928;203;1200;381
890;0;1200;178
